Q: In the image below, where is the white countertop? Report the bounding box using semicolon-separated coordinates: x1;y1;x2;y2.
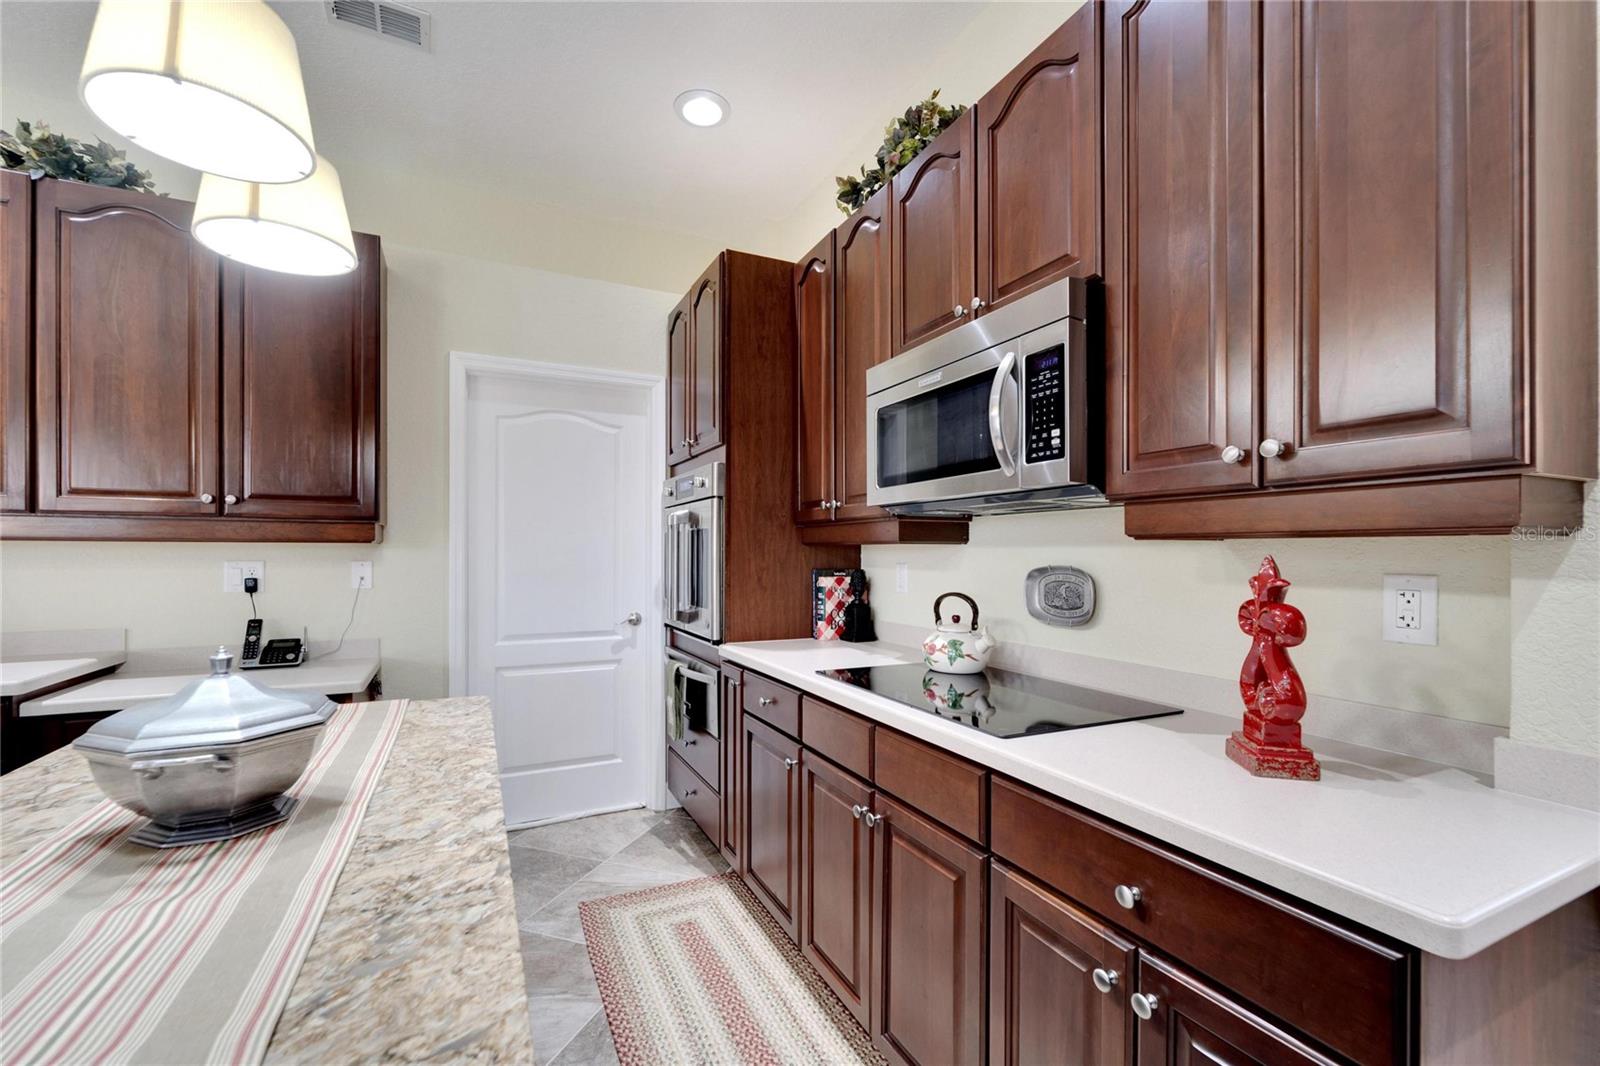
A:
720;638;1600;960
0;628;127;698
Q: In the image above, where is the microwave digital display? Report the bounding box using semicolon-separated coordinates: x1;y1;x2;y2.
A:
1024;345;1067;464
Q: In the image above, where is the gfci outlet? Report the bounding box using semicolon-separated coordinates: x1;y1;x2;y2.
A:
351;561;373;589
1382;574;1438;646
222;561;264;593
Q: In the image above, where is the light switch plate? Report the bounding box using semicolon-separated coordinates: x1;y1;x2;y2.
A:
223;561;264;593
1382;574;1438;645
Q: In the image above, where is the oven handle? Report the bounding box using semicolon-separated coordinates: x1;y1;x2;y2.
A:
667;509;693;618
988;349;1018;477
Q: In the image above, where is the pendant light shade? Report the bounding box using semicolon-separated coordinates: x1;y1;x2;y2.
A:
193;157;357;276
79;0;317;184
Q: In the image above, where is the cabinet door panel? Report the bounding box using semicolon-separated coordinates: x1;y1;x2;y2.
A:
871;793;986;1066
34;182;220;515
1105;0;1260;498
977;3;1101;311
1135;952;1339;1066
1;171;29;512
990;863;1135;1066
891;109;976;354
666;297;692;466
689;259;723;454
794;233;835;523
834;188;892;522
1262;0;1524;484
719;668;743;870
222;234;379;519
800;752;873;1028
742;712;800;938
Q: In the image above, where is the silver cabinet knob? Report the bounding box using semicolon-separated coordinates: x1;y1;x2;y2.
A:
1220;445;1246;464
862;812;883;829
617;611;642;626
758;696;777;706
1259;438;1288;459
952;304;967;318
832;499;842;509
224;493;238;505
850;804;867;820
683;788;697;797
681;737;696;747
1091;968;1119;994
783;757;798;771
1130;993;1158;1021
970;296;985;313
1114;884;1142;910
200;493;214;503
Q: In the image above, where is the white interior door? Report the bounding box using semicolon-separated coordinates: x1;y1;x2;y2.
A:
463;369;654;826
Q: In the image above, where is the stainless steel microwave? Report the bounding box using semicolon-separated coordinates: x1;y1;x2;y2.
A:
866;276;1104;515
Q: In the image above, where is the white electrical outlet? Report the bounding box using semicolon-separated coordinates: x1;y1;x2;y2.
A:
896;562;909;594
351;561;373;589
1382;574;1438;645
222;561;264;593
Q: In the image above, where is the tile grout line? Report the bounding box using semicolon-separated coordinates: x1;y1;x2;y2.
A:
539;1005;603;1066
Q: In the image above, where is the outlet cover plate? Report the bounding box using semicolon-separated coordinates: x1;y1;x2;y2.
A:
223;561;264;593
1382;574;1438;645
351;561;373;589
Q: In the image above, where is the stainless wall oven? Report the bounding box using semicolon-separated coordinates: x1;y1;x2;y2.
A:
663;460;723;642
866;276;1103;515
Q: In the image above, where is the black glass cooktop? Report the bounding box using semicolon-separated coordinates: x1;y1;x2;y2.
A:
818;664;1183;739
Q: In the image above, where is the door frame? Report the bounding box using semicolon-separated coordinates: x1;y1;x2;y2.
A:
446;350;669;817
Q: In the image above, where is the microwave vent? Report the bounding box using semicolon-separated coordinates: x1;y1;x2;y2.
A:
327;0;430;50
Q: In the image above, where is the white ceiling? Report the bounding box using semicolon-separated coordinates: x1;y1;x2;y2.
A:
1;1;988;246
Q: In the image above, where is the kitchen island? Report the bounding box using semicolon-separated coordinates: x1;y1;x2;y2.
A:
0;696;533;1064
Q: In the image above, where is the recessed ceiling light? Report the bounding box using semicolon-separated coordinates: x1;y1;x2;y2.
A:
675;89;729;128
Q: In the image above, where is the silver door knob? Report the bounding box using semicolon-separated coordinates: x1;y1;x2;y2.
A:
200;493;214;503
617;612;642;626
1114;884;1142;910
953;304;967;318
850;804;867;820
1091;968;1119;994
970;296;985;313
783;757;798;771
1220;445;1246;464
863;811;883;829
224;493;238;504
1259;438;1288;459
1130;993;1158;1021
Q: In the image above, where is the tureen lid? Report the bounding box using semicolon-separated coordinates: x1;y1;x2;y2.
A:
74;646;334;756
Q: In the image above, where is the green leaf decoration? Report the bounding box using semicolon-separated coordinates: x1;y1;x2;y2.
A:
835;91;969;216
945;684;964;710
0;119;157;192
945;638;965;665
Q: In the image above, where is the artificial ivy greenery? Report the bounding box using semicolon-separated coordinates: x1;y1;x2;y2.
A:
835;90;967;216
0;120;157;192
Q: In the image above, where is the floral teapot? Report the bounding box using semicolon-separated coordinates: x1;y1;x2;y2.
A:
922;592;995;674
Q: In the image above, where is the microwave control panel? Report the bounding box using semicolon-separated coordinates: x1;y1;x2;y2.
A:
1023;345;1067;464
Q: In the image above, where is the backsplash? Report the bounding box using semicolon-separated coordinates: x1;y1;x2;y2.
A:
861;507;1513;727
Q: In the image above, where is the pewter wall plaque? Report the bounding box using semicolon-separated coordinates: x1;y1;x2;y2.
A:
1024;566;1096;627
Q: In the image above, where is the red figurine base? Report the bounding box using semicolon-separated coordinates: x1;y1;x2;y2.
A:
1228;556;1321;781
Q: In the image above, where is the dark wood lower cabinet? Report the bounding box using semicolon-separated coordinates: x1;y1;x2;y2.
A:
718;665;743;871
871;793;987;1066
799;751;874;1028
741;712;801;938
990;862;1135;1066
1133;951;1338;1066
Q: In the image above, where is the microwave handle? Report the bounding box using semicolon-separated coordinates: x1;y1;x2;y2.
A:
988;349;1018;477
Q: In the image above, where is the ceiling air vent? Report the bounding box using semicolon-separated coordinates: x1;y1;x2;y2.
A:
327;1;431;51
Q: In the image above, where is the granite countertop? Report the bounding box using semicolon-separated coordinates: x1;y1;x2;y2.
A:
0;696;533;1064
720;638;1600;960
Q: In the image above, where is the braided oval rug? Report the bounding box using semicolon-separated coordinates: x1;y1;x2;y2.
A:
579;872;883;1066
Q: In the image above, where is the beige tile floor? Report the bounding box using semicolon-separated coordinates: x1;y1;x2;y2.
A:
507;807;729;1065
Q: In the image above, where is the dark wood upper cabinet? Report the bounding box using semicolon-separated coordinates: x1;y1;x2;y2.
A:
890;108;977;355
1134;951;1339;1066
1;172;29;513
833;187;893;522
976;1;1101;312
742;711;801;939
990;862;1135;1066
1104;0;1261;500
799;750;873;1029
222;234;380;520
666;297;692;466
33;181;222;516
871;792;987;1066
688;258;723;456
794;232;835;524
1261;0;1524;486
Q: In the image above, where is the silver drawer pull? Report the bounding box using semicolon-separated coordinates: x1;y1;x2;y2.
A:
1091;968;1118;994
1114;884;1142;910
758;696;777;706
682;738;696;746
862;812;883;829
1130;993;1158;1021
683;788;697;797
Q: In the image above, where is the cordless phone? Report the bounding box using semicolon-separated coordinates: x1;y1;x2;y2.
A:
242;618;263;664
239;619;306;670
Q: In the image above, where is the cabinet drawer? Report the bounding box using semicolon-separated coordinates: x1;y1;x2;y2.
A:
743;673;800;737
667;750;720;844
667;726;719;789
990;778;1410;1065
873;729;987;845
800;696;873;779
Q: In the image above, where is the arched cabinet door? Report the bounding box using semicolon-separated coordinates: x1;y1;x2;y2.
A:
666;299;693;466
34;181;221;515
794;231;835;524
688;257;723;455
890;109;976;355
833;188;892;522
1;171;30;513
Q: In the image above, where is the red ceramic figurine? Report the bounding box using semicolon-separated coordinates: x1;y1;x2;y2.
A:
1226;556;1321;781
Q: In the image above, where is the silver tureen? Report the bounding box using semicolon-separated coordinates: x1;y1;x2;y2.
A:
74;646;334;848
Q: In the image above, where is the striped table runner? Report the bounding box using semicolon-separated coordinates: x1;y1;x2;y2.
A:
0;699;408;1066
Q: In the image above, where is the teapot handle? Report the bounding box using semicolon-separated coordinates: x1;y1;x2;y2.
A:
933;592;979;631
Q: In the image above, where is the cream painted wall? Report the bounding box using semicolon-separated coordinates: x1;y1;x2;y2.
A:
0;245;678;698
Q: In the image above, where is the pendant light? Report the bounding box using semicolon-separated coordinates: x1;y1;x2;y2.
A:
79;0;317;184
193;156;357;276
